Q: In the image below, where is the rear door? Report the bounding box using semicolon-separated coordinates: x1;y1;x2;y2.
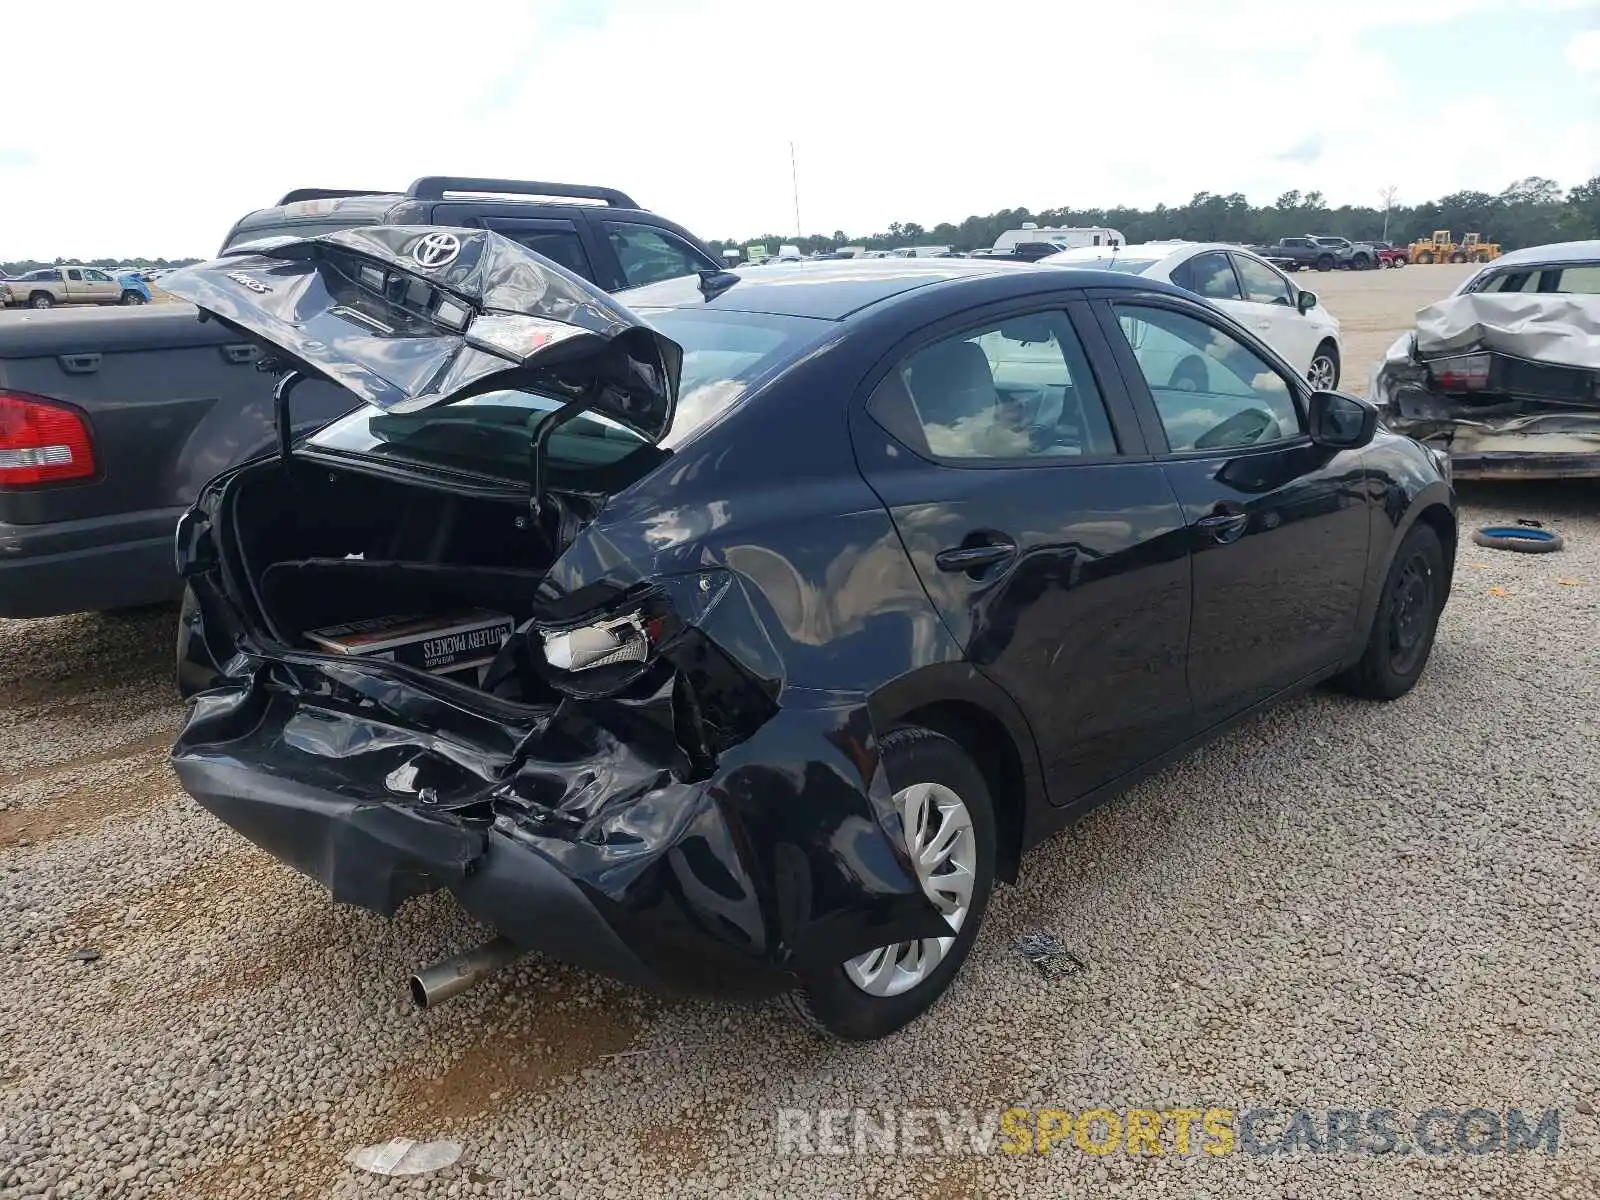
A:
851;296;1193;802
1093;294;1370;726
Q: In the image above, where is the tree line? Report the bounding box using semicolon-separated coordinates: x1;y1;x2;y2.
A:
710;176;1600;258
1;254;203;275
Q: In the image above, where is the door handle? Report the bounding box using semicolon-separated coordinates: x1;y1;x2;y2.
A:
935;537;1018;576
1196;511;1250;544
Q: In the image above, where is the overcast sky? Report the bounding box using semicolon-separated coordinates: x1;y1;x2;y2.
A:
2;0;1598;260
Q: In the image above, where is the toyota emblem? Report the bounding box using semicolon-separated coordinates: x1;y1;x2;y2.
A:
411;232;462;269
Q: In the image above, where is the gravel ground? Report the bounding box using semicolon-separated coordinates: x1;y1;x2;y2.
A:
4;265;1599;1199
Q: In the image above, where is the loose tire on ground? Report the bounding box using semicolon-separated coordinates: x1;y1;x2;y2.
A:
1333;522;1446;701
1471;525;1564;553
779;727;997;1041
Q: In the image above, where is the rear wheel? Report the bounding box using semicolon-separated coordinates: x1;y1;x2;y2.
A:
29;291;54;308
779;728;996;1041
1316;255;1335;271
1334;522;1445;701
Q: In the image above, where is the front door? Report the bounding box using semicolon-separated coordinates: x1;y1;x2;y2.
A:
1095;296;1371;727
1229;252;1318;375
851;298;1193;801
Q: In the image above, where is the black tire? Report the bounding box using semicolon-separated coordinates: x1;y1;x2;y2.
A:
1417;252;1434;265
1334;523;1445;701
1448;252;1466;264
1473;252;1489;264
29;291;54;309
779;727;997;1041
1471;526;1564;553
1315;255;1335;272
1378;257;1392;270
119;290;146;305
1307;341;1341;391
1352;254;1372;271
1393;257;1406;268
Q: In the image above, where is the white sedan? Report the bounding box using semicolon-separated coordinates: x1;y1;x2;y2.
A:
1041;242;1344;390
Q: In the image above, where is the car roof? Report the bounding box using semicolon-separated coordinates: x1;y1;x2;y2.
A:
1481;240;1600;269
626;259;1192;320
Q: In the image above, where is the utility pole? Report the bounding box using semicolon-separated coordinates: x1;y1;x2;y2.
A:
1379;185;1399;242
790;141;802;239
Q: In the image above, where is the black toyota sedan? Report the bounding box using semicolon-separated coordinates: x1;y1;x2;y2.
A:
162;232;1455;1041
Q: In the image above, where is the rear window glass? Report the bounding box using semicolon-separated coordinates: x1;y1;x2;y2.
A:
306;308;831;486
224;220;364;250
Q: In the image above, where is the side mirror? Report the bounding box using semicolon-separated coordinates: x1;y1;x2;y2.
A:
1297;289;1317;314
1308;390;1377;450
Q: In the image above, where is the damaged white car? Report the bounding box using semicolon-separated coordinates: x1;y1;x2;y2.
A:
1372;241;1600;479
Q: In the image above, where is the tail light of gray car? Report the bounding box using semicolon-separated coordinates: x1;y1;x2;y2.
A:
1426;353;1491;392
0;391;97;487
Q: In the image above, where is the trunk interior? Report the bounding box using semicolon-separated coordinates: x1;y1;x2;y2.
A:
224;458;571;701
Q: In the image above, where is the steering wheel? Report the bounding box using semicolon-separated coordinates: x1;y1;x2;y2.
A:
1194;407;1276;450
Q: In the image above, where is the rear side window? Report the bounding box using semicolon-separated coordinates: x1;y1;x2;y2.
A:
66;269;83;281
872;310;1119;461
494;229;593;280
606;223;710;288
1183;251;1242;301
1476;264;1600;294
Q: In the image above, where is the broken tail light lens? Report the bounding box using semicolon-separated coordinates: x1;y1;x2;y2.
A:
0;391;96;487
1429;353;1491;392
541;611;664;671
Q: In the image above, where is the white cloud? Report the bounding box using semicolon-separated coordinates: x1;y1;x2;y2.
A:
0;0;1595;259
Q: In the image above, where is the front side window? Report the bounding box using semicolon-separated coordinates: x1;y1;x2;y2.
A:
84;269;110;282
1232;254;1293;306
1114;304;1301;452
606;223;710;288
875;310;1119;461
1182;251;1242;301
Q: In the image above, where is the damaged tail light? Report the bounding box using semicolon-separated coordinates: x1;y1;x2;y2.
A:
541;611;662;671
0;391;97;487
1428;353;1492;392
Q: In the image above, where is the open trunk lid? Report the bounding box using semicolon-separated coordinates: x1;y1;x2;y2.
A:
156;226;681;438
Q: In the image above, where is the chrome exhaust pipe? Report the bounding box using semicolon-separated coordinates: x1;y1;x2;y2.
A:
409;936;522;1009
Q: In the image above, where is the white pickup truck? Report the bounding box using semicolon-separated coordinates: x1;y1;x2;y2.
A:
1;266;148;308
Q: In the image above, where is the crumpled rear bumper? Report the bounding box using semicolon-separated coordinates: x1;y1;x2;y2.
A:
170;670;951;1001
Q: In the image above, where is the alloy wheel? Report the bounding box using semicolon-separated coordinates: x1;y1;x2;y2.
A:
1308;354;1338;391
843;781;976;997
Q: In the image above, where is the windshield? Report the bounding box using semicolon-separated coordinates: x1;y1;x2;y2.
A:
307;307;832;486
